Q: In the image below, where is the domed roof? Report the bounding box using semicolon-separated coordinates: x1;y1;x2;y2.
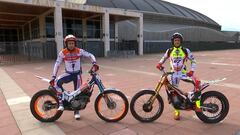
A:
85;0;218;25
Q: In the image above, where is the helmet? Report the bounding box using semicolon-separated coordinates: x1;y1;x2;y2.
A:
64;34;77;47
171;32;183;45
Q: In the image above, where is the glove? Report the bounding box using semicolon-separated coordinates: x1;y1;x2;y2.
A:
187;71;194;77
156;63;164;70
92;63;99;71
50;76;56;86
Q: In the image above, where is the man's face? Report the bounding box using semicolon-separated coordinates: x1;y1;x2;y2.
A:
173;38;181;47
67;41;75;51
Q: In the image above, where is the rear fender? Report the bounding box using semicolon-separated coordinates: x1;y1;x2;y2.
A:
200;83;210;92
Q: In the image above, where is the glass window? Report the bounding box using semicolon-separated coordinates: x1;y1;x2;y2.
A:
73;20;82;38
4;29;17;42
87;20;101;38
0;36;4;42
66;19;73;29
63;18;82;38
46;17;55;38
31;19;40;39
0;29;17;42
18;29;23;41
110;22;115;39
74;20;82;28
0;29;4;42
12;29;18;41
24;24;30;40
66;28;73;35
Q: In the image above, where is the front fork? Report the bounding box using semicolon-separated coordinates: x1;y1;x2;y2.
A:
95;77;115;108
148;81;163;106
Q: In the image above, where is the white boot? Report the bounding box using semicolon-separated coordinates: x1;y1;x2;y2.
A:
187;91;194;102
57;104;64;111
74;111;81;120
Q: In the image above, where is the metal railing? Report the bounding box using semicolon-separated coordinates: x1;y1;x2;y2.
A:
0;41;56;65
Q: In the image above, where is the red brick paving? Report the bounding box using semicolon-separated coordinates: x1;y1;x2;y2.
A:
1;49;240;135
0;89;21;135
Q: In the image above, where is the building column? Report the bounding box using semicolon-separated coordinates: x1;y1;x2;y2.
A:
82;18;87;48
114;21;119;50
17;29;19;42
54;1;63;54
39;14;47;58
26;22;32;59
29;22;32;40
39;14;46;42
137;15;143;55
102;12;110;57
22;26;26;55
22;26;25;41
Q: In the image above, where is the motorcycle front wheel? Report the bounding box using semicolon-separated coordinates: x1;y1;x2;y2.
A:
130;90;164;122
95;90;129;122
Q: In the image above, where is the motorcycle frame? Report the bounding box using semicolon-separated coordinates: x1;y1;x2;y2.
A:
148;69;210;106
61;71;106;102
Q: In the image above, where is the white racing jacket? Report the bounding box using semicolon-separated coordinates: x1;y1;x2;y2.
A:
53;48;96;76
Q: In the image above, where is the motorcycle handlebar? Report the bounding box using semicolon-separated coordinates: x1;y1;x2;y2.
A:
158;68;174;75
88;66;98;75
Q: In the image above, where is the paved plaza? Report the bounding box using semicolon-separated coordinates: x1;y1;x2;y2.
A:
0;49;240;135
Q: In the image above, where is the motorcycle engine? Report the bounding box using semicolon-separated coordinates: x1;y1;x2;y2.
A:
70;96;89;110
171;94;184;109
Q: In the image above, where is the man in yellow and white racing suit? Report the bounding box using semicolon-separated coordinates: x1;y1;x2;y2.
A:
156;32;201;120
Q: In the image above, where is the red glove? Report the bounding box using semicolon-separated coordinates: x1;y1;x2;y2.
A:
187;71;194;77
92;64;99;71
156;63;164;70
49;76;56;86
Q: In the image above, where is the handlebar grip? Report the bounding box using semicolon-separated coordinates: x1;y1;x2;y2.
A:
88;66;97;74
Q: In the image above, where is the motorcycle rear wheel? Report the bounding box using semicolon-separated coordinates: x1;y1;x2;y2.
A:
30;90;63;122
196;91;229;123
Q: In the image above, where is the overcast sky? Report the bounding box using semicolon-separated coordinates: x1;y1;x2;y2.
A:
163;0;240;31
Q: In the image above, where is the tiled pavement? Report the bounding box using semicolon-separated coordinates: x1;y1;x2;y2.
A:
0;49;240;135
0;89;21;135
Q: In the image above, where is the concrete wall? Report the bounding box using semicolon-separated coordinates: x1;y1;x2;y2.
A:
118;20;237;42
144;26;235;42
143;41;240;54
143;14;221;30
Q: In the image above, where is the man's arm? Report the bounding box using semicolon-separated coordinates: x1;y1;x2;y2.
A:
158;49;170;64
186;48;196;71
52;51;63;77
80;49;96;64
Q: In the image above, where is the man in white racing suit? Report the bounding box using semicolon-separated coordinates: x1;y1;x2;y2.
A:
50;34;99;120
156;32;201;120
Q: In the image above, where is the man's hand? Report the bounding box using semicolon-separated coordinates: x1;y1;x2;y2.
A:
187;71;194;77
156;63;164;70
92;63;99;71
50;76;56;86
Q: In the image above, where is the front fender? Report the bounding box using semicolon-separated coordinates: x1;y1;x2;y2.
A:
139;89;156;94
104;88;120;92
